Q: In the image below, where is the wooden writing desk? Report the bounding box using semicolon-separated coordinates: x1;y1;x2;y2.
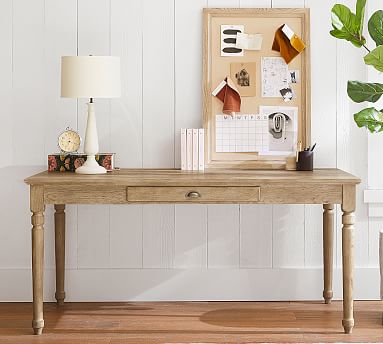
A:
24;168;360;335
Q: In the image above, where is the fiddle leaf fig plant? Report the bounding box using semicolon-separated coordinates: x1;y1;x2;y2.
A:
330;0;383;133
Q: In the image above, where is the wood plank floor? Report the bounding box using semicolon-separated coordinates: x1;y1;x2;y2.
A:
0;301;382;343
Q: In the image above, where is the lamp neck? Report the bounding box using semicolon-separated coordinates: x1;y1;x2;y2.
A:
89;97;94;103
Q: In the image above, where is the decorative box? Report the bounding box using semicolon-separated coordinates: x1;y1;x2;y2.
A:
48;153;115;172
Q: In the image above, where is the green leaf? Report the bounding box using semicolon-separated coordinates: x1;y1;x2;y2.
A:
354;107;383;133
364;46;383;72
347;81;383;103
330;4;366;47
330;28;355;41
331;4;354;30
368;10;383;46
355;0;367;36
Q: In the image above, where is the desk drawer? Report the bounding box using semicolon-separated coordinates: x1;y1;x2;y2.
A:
127;186;260;203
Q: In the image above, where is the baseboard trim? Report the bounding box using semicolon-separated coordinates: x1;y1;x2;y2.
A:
0;267;380;302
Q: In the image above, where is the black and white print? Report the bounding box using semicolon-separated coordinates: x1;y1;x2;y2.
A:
221;25;244;57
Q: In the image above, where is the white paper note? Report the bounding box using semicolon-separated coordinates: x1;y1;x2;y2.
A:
261;57;289;98
235;33;263;50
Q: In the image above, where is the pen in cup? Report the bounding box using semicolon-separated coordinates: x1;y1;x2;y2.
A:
296;140;302;162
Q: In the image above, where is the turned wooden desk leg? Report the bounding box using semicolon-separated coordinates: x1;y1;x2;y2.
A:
323;204;334;304
30;186;45;335
342;185;355;334
54;204;66;306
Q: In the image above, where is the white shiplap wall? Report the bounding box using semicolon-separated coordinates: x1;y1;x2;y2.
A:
366;0;383;269
0;0;380;301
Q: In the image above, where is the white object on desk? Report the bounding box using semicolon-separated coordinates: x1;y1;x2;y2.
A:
180;129;187;170
198;129;204;171
186;129;193;170
180;128;204;171
192;129;199;170
61;56;121;174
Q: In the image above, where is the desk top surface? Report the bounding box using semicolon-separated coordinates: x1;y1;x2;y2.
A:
25;168;361;186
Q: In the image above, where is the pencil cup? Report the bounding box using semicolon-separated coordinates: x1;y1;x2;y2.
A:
296;151;313;171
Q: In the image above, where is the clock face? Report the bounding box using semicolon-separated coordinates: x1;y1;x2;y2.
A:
58;129;81;153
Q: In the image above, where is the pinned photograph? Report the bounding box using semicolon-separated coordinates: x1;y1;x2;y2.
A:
289;70;300;83
230;62;256;96
280;87;294;102
221;25;244;57
259;106;298;155
236;69;250;86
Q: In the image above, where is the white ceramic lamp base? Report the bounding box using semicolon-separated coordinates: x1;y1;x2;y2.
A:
76;154;106;174
75;101;107;175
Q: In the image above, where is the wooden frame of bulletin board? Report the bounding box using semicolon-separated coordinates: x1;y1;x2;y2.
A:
203;8;310;170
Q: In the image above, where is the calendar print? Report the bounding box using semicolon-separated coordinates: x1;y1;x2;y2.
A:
215;114;269;153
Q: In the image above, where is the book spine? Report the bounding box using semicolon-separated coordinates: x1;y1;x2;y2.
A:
198;128;204;171
192;129;199;171
186;129;193;171
180;128;187;170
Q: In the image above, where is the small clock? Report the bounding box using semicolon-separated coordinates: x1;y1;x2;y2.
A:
58;127;81;153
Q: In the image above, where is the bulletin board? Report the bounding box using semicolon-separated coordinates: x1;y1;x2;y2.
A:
203;8;311;170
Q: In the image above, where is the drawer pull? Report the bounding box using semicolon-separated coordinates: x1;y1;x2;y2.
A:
185;191;201;199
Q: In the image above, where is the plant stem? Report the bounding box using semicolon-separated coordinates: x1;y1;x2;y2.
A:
363;44;371;53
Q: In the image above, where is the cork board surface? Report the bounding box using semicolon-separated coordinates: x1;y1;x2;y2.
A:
203;8;310;169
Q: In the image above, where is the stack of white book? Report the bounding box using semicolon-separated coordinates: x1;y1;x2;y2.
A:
180;128;204;171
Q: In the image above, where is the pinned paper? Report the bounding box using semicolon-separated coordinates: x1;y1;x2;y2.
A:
261;57;289;98
212;77;241;115
280;87;294;102
230;62;256;97
221;25;244;57
259;106;298;155
235;33;263;50
272;24;306;64
289;70;300;83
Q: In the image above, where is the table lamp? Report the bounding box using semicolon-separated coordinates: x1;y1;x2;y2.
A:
61;56;121;174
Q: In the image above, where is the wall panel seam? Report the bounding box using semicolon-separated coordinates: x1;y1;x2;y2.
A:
271;205;274;268
173;0;176;166
75;0;79;271
238;204;242;268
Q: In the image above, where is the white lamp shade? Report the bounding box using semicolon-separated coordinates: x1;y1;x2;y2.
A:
61;56;121;98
